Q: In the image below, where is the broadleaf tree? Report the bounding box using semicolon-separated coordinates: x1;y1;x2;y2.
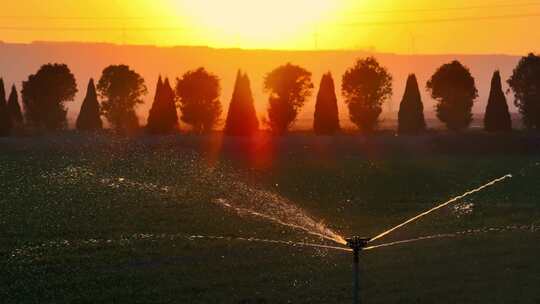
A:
22;64;77;130
264;63;313;135
97;65;147;133
342;57;393;133
426;60;478;131
507;53;540;129
176;68;222;134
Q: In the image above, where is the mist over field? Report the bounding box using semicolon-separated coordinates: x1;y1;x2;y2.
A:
0;41;521;129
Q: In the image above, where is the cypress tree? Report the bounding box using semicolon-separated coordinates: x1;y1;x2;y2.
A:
484;71;512;132
7;85;23;125
314;72;340;135
76;79;103;131
162;78;179;132
147;76;164;133
398;74;426;134
224;70;259;136
0;78;12;136
147;76;179;134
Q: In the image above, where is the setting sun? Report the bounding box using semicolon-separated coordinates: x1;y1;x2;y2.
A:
174;0;339;49
1;0;540;53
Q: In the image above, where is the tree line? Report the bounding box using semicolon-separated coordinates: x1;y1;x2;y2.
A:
1;53;540;137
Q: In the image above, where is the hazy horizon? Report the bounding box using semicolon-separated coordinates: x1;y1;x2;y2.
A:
0;40;533;56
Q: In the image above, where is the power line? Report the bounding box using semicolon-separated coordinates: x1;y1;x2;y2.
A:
347;1;540;15
1;1;539;21
0;12;539;33
344;12;540;26
0;26;186;32
0;16;164;21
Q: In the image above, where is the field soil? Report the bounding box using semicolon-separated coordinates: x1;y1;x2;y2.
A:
1;132;539;303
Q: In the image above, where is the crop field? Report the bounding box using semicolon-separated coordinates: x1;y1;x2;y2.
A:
1;133;540;303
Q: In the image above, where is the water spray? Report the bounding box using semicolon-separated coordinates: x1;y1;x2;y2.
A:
344;174;512;304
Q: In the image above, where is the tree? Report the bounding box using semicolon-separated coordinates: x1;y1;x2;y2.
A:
264;63;313;134
22;63;77;130
342;57;393;133
507;53;540;129
97;65;147;133
76;79;102;131
224;70;259;136
0;79;11;136
398;74;426;134
147;77;179;134
484;71;512;132
313;73;340;135
427;60;478;131
7;85;23;126
176;68;222;133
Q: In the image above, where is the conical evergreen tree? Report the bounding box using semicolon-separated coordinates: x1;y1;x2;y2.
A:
76;79;102;131
162;78;179;131
314;72;340;135
224;70;259;136
0;78;12;136
484;71;512;132
7;85;23;125
398;74;426;134
147;76;179;134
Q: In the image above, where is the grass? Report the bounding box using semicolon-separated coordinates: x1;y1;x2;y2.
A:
1;132;539;303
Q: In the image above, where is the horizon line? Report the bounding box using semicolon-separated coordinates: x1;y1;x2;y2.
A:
0;40;530;57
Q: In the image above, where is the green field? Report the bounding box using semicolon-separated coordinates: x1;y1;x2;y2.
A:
1;133;540;303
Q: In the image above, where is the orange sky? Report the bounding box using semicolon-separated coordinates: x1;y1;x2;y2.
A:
1;0;540;54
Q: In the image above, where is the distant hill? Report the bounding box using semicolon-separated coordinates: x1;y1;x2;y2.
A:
0;42;522;129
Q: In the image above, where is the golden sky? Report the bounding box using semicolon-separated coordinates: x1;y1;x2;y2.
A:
1;0;539;54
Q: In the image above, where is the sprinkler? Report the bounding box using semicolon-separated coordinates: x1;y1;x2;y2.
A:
342;174;511;303
346;236;371;304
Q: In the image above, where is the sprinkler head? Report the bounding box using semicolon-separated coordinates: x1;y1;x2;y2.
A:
346;236;371;252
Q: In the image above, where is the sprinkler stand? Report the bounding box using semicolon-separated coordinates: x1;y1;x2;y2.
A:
346;236;371;304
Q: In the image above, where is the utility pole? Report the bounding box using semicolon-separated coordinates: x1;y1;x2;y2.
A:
314;29;319;50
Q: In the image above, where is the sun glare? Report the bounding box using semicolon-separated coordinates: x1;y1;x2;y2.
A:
175;0;338;49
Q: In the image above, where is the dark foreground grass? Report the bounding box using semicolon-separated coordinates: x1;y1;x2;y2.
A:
1;133;539;303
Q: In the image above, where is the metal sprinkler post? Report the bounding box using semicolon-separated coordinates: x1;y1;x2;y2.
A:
346;236;371;304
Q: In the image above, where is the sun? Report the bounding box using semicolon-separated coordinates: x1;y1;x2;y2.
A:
174;0;339;49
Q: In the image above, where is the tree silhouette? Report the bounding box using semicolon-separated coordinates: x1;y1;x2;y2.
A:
342;57;393;133
224;70;259;136
0;79;11;136
147;77;179;134
314;72;340;135
97;65;147;133
76;79;102;131
264;63;313;135
176;68;222;134
484;71;512;132
22;63;77;130
427;60;478;131
398;74;426;134
507;53;540;129
7;85;23;126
